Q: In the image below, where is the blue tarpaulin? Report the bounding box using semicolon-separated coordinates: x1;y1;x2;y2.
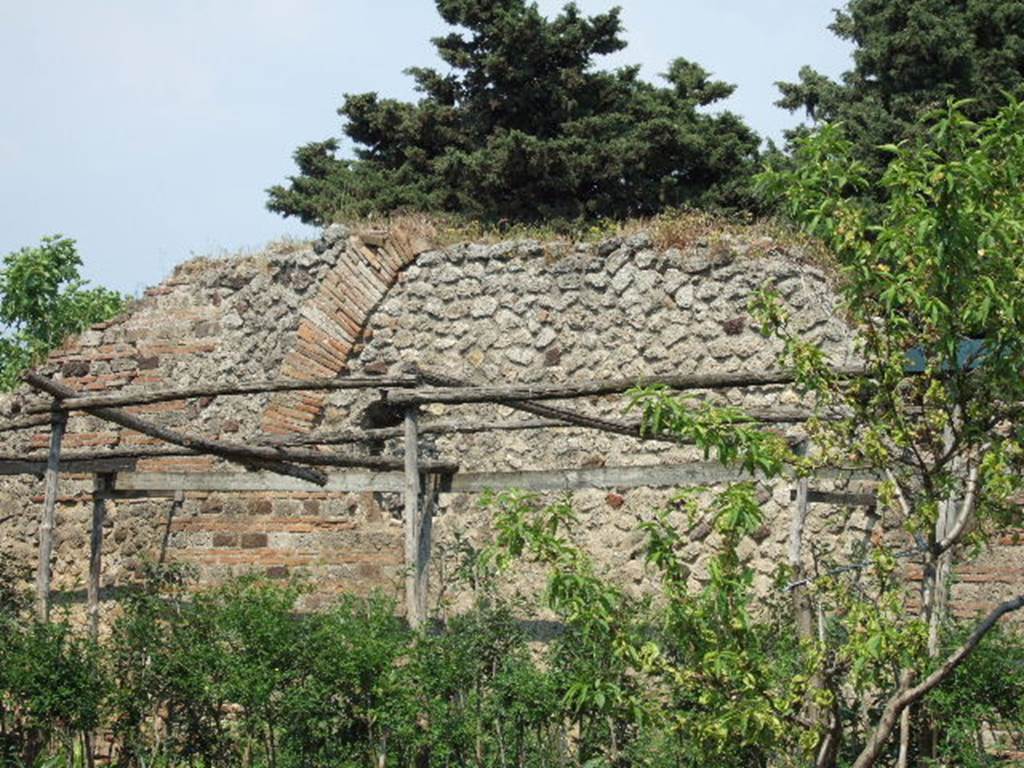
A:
904;338;988;372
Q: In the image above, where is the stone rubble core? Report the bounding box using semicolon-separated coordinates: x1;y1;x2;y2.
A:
0;226;1020;624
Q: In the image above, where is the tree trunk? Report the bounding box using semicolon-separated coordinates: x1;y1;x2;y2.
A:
852;593;1024;768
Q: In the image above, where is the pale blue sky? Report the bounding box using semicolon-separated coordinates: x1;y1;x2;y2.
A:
0;1;852;295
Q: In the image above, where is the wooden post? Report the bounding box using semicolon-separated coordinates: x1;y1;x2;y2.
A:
416;473;440;623
403;406;423;628
88;473;114;639
36;405;67;622
788;441;837;768
789;469;814;639
158;489;185;564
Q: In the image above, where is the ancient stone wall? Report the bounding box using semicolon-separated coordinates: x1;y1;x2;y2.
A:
0;228;427;608
0;228;1020;620
328;234;861;607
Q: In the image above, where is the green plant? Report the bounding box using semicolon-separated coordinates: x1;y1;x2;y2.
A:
483;477;807;767
0;235;125;390
0;618;105;767
756;98;1024;766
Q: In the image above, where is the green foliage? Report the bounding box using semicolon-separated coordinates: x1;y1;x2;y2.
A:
627;386;792;476
0;235;126;390
776;0;1024;184
481;481;807;768
0;602;104;766
0;527;1019;768
80;564;564;768
925;622;1024;766
267;0;760;226
758;99;1024;536
757;98;1024;764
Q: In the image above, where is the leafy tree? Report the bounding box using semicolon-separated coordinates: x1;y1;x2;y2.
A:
756;99;1024;766
776;0;1024;182
0;235;126;390
267;0;760;226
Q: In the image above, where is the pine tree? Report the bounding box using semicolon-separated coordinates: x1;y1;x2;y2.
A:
776;0;1024;178
268;0;760;226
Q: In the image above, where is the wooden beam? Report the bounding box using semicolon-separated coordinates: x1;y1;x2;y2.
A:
36;408;67;622
403;407;423;628
104;463;880;495
413;369;818;450
267;417;575;446
26;371;327;485
789;488;878;507
0;457;136;476
269;407;819;448
0;446;200;463
445;462;754;493
388;366;864;407
0;412;54;433
99;488;180;500
1;442;456;474
24;375;418;414
114;470;407;494
88;473;113;639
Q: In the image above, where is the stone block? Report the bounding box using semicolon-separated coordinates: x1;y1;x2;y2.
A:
240;532;269;549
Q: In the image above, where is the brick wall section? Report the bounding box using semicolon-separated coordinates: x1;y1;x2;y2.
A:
0;232;427;604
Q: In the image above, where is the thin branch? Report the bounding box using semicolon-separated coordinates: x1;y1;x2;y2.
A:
884;467;914;521
785;541;928;592
851;593;1024;768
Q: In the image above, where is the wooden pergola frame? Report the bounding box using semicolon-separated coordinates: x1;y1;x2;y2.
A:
1;365;874;631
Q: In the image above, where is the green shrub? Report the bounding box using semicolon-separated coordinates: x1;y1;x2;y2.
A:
1;541;1019;767
0;617;104;766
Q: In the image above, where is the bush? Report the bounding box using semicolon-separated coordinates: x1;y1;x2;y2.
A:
0;616;104;766
1;532;1020;767
924;622;1024;766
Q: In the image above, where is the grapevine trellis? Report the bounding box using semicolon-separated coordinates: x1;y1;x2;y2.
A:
0;363;877;634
